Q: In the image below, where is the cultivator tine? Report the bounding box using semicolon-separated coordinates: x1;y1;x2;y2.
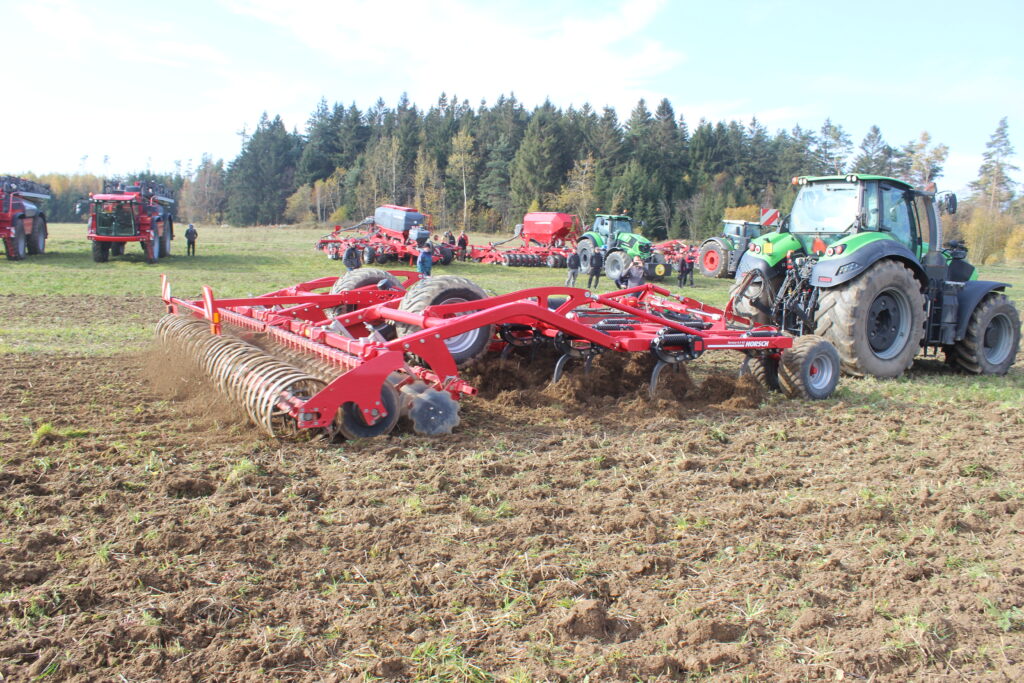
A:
552;354;572;384
649;360;669;398
156;315;324;438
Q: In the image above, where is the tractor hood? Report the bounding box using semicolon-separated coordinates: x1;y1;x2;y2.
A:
744;231;803;268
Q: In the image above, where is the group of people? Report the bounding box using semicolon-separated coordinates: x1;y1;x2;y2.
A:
441;229;471;261
675;244;699;287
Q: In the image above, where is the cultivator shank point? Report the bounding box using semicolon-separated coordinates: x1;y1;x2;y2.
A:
158;270;839;440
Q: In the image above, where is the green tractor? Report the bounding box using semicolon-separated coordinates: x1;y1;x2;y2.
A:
730;174;1020;378
577;213;671;281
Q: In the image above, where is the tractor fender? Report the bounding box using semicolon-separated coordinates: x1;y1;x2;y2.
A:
810;240;927;289
954;281;1011;340
702;235;733;251
734;251;786;285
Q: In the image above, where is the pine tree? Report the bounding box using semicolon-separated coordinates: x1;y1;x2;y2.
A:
851;126;897;176
896;131;948;188
969;117;1018;211
225;113;302;225
812;118;852;174
509;101;570;212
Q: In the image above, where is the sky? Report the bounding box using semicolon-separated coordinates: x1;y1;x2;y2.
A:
3;0;1022;195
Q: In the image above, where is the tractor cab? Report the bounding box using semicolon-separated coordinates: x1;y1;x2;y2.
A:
92;198;139;236
591;214;636;238
722;220;762;240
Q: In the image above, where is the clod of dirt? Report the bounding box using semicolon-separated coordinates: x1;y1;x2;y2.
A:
790;608;834;636
164;475;216;498
558;599;610;639
683;618;743;645
373;657;407;679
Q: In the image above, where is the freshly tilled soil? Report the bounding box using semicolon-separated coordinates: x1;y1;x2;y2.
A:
1;295;1023;681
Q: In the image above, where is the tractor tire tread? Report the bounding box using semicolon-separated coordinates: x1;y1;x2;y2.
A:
952;293;1020;375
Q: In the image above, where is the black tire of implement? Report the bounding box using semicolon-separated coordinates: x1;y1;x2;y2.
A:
327;267;401;320
162;215;173;257
394;275;493;366
28;216;47;255
92;240;110;263
335;380;401;439
951;292;1020;375
439;245;454;265
779;335;840;400
813;260;925;378
341;246;361;268
698;240;728;278
10;219;27;260
748;355;781;392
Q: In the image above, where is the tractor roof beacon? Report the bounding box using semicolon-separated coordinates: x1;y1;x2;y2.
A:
730;174;1020;378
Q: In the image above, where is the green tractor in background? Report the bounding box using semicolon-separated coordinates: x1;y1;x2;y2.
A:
577;213;671;281
731;174;1020;379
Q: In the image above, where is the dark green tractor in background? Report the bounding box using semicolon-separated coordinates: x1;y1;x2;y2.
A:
731;174;1020;378
577;213;671;281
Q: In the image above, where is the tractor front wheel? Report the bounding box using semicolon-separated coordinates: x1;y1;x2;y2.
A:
8;219;27;260
604;251;628;282
951;293;1020;375
699;240;728;278
395;276;493;366
814;260;925;378
779;335;840;400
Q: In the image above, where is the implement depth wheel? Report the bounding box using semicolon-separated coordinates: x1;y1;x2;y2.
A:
779;335;840;400
952;293;1020;375
814;260;925;378
335;381;400;440
395;275;493;366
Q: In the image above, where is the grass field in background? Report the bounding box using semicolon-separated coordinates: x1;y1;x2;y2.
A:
0;222;1020;368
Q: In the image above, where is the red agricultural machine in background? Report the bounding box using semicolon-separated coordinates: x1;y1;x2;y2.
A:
316;205;455;266
471;212;582;267
1;176;51;260
158;270;840;441
85;180;175;264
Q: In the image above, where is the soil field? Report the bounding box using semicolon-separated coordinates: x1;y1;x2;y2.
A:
2;279;1024;678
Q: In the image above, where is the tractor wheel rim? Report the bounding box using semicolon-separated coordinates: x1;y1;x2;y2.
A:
983;313;1014;365
867;288;911;359
438;297;479;355
807;352;835;392
704;251;719;270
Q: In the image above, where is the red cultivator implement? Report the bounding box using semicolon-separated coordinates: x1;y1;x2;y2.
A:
158;271;839;440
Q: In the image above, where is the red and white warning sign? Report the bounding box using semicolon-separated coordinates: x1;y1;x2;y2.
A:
760;208;780;226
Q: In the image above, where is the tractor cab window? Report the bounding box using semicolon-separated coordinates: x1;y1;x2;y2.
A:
593;216;609;235
880;184;915;250
609;217;634;234
790;182;860;233
95;201;136;235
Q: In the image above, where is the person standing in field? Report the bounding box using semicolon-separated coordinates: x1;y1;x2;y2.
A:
185;224;198;256
457;231;469;260
621;256;646;289
417;244;433;277
565;250;581;286
586;248;604;290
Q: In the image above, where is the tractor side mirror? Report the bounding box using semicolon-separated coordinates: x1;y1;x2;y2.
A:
938;192;958;215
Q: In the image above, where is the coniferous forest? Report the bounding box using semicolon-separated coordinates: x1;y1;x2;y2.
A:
25;94;1024;262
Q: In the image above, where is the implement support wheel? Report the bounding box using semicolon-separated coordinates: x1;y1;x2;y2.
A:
779;335;840;400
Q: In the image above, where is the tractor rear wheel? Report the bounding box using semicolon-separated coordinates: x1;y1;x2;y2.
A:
951;293;1020;375
162;216;173;257
604;251;628;282
395;276;493;366
327;268;401;321
577;238;596;271
146;236;161;264
27;216;47;255
814;260;925;378
699;240;728;278
779;335;840;400
92;241;110;263
8;219;27;260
